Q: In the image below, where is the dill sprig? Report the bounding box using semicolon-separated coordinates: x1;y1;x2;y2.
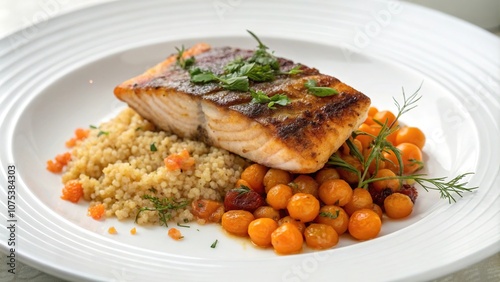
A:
328;84;477;203
135;195;189;227
392;82;423;126
328;152;361;183
232;185;252;196
363;173;477;203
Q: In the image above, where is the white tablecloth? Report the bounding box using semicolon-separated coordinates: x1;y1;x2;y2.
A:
0;1;498;281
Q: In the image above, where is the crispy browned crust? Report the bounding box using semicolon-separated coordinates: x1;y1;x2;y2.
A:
114;44;370;173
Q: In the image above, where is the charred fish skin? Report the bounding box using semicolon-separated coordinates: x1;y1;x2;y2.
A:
114;43;370;173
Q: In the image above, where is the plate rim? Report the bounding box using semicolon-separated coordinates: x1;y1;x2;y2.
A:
1;0;499;281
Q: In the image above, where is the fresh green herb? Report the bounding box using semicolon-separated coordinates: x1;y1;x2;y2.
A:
175;45;195;69
365;173;477;204
250;90;291;109
247;30;268;51
409;158;425;171
281;65;303;75
189;68;219;83
135;195;189;227
90;125;109;137
150;142;157;152
362;124;400;184
392;83;423;127
97;130;109;137
319;210;340;219
238;62;275;82
188;31;299;100
220;76;250;91
328;152;362;183
246;30;280;70
288;182;298;190
328;84;477;203
224;57;245;73
234;185;251;196
211;239;218;248
190;68;249;91
304;79;338;97
177;223;190;228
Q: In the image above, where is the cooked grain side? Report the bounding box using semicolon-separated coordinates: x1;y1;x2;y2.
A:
62;108;248;224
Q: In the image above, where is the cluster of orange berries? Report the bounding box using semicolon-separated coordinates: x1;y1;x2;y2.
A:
200;106;427;255
357;107;425;175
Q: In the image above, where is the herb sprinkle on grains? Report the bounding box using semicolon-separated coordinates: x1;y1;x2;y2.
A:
61;108;249;225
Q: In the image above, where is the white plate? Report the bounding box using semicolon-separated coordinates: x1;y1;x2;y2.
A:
1;1;499;281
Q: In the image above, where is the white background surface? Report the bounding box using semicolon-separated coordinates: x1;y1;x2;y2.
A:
0;0;498;281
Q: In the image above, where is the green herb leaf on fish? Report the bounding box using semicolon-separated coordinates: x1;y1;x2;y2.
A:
175;45;195;69
304;79;338;97
250;90;291;109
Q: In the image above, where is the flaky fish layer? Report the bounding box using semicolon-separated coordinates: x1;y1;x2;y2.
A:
114;43;370;173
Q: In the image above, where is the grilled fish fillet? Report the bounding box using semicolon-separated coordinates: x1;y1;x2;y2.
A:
114;43;370;173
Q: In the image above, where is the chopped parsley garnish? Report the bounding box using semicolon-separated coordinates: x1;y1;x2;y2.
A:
150;142;157;152
238;62;276;82
246;30;280;70
189;68;218;83
304;79;338;97
187;30;305;109
190;68;249;91
211;239;218;248
97;130;109;137
319;210;340;219
220;76;250;92
281;65;303;75
250;90;291;109
90;125;109;137
175;45;195;69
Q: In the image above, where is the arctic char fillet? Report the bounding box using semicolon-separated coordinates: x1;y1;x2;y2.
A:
114;43;370;173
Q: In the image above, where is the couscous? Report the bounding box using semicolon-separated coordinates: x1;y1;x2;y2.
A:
60;107;248;225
